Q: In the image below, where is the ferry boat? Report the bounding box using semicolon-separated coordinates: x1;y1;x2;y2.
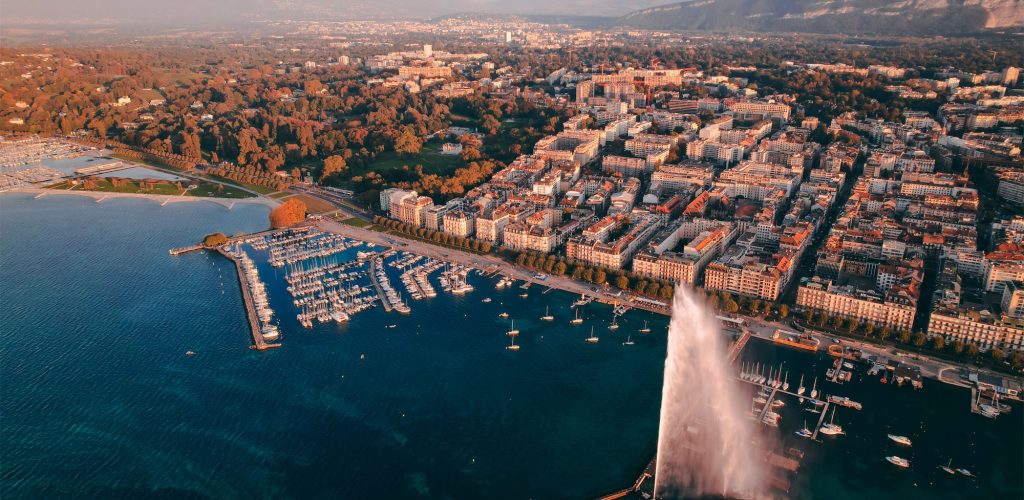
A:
887;434;912;446
772;330;820;351
540;306;554;321
886;456;911;468
585;326;599;343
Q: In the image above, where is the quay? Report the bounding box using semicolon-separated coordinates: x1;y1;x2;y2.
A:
728;330;752;363
169;244;205;256
216;247;280;350
368;255;394;312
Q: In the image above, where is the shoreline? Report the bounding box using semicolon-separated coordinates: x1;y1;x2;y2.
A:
314;219;1023;390
3;186;279;208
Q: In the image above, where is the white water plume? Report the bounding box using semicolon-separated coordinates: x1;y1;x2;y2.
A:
654;287;765;499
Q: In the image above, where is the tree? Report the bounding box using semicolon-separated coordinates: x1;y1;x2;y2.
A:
879;327;892;341
723;299;740;314
778;304;789;319
954;341;965;355
967;343;980;357
1011;351;1024;371
593;269;607;285
991;348;1005;363
202;233;228;247
394;126;422;155
554;261;567;275
804;309;816;323
582;268;595;282
321;155;347;180
646;282;661;296
615;275;630;290
898;330;912;344
912;332;926;347
863;322;875;337
269;198;307;228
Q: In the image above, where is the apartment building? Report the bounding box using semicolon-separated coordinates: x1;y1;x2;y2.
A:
796;275;917;331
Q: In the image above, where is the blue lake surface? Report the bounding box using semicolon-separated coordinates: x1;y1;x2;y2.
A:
1;192;1020;499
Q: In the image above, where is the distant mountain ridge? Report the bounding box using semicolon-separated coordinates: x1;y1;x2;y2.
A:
617;0;1024;35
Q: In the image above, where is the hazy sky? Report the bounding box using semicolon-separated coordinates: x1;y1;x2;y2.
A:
2;0;672;25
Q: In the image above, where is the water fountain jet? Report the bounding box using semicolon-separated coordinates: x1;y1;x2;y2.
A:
653;288;765;499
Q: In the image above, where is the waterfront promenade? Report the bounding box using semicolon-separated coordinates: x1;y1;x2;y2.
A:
10;186;278;208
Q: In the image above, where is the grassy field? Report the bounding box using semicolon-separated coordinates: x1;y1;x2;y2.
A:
340;217;372;228
348;142;464;179
50;178;253;199
291;194;337;213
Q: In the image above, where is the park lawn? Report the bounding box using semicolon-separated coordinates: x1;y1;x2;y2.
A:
292;194;337;213
349;141;464;179
269;191;293;199
340;217;371;228
188;182;253;198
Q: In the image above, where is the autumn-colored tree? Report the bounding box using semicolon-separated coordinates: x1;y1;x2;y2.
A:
269;198;307;229
321;155;347;180
202;233;228;247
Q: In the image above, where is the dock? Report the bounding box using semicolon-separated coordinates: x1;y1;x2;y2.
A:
368;255;394;312
728;330;752;363
757;387;781;422
810;402;832;440
217;247;279;351
169;244;205;256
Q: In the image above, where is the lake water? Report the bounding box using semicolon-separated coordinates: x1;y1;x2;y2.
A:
1;193;1020;499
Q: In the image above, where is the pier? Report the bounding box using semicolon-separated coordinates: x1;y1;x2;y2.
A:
757;386;781;422
217;247;280;350
169;244;205;256
368;255;394;312
810;402;832;440
728;330;751;363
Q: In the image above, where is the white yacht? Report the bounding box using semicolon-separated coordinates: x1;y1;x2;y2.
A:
886;456;910;468
887;434;912;446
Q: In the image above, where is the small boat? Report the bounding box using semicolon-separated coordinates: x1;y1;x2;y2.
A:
499;312;510;318
571;309;583;325
886;456;911;468
753;396;768;405
541;306;554;321
887;434;912;446
782;373;790;391
810;377;818;399
639;320;651;334
795;421;813;439
386;324;397;329
585;326;599;343
771;399;785;409
519;293;528;298
819;408;844;436
507;319;519;336
482;298;492;303
609;316;619;331
797;374;806;396
507;335;520;351
185;350;195;356
623;333;634;346
939;458;955;475
956;468;974;478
